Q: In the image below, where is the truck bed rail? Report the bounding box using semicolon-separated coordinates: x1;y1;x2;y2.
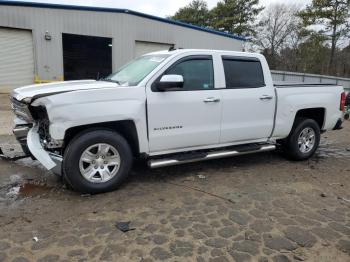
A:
274;82;339;88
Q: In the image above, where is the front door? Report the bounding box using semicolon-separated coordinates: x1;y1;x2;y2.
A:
146;55;222;153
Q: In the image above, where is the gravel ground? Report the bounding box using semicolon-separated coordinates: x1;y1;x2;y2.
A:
0;94;349;262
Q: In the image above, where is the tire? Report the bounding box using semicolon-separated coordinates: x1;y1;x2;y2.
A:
63;129;133;194
283;118;320;161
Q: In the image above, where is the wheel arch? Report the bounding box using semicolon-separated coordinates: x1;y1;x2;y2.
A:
293;108;325;130
63;120;140;157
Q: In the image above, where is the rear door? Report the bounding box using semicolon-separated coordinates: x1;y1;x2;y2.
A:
220;56;275;144
146;55;222;153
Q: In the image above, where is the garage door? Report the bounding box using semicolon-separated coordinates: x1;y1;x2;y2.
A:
135;41;173;57
0;28;34;93
63;33;112;80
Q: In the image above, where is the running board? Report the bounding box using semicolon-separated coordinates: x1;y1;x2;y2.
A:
148;144;276;168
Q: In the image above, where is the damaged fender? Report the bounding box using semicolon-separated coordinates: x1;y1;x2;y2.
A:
27;126;63;175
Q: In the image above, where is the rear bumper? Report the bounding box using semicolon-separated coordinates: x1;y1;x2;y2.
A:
13;125;63;175
333;118;343;130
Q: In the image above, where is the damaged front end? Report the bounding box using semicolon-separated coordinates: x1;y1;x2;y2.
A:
10;97;63;175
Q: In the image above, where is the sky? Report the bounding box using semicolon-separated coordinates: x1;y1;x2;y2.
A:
10;0;311;17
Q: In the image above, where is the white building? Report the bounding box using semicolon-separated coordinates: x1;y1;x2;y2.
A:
0;1;244;92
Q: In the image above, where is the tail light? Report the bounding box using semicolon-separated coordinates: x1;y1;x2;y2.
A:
340;92;346;112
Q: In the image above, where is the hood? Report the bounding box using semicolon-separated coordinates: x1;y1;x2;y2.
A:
11;80;118;102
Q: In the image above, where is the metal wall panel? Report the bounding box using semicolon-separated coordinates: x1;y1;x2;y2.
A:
135;41;173;57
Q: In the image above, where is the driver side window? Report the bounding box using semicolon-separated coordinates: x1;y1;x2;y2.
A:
153;56;214;91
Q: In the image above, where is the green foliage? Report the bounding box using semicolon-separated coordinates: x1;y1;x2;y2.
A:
297;33;330;74
210;0;263;36
170;0;210;27
298;0;349;34
170;0;263;36
298;0;350;68
337;44;350;76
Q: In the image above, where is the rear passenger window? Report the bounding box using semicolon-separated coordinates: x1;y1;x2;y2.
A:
222;57;265;88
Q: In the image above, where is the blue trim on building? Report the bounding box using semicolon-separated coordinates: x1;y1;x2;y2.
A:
0;1;246;41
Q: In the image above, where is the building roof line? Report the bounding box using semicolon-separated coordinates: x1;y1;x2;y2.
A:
0;1;246;41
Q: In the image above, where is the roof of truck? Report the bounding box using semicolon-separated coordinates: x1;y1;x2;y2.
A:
148;48;260;56
148;49;261;58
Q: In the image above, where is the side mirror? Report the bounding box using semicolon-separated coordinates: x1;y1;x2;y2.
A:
156;75;184;91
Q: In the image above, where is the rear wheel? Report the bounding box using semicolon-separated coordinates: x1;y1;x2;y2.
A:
283;118;320;160
63;129;133;194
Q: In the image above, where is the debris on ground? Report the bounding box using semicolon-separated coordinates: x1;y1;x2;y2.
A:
182;177;195;182
0;147;28;161
6;186;20;199
32;236;38;242
115;221;135;233
293;254;305;261
337;196;350;203
197;174;206;179
80;194;91;197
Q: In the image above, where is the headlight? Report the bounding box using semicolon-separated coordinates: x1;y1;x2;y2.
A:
10;98;33;123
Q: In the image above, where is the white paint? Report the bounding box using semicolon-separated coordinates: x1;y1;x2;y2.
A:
27;126;56;170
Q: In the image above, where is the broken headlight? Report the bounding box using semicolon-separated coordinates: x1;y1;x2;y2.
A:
10;98;33;123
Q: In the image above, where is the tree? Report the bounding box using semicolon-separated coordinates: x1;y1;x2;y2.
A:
296;33;330;75
336;44;350;77
210;0;263;36
298;0;350;72
253;4;301;69
170;0;210;27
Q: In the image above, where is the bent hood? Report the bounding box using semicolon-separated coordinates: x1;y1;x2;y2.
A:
11;80;118;102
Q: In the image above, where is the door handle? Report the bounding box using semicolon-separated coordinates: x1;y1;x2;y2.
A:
260;95;273;101
204;97;220;103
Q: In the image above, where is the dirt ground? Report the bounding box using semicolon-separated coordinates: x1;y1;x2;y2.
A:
0;94;349;262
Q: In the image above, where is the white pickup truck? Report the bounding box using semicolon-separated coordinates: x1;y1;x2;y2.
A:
9;49;346;193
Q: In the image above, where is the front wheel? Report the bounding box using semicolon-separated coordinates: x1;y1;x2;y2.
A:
63;129;133;194
283;118;320;161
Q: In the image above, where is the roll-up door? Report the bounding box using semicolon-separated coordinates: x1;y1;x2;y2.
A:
0;27;34;93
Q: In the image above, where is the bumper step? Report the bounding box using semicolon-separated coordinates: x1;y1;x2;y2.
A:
148;144;276;168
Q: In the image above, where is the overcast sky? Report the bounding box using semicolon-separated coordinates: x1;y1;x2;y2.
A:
11;0;311;17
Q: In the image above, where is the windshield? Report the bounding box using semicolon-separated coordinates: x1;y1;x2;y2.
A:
102;54;170;86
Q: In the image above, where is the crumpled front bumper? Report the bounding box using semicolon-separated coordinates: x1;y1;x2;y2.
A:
14;125;63;175
13;125;32;156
